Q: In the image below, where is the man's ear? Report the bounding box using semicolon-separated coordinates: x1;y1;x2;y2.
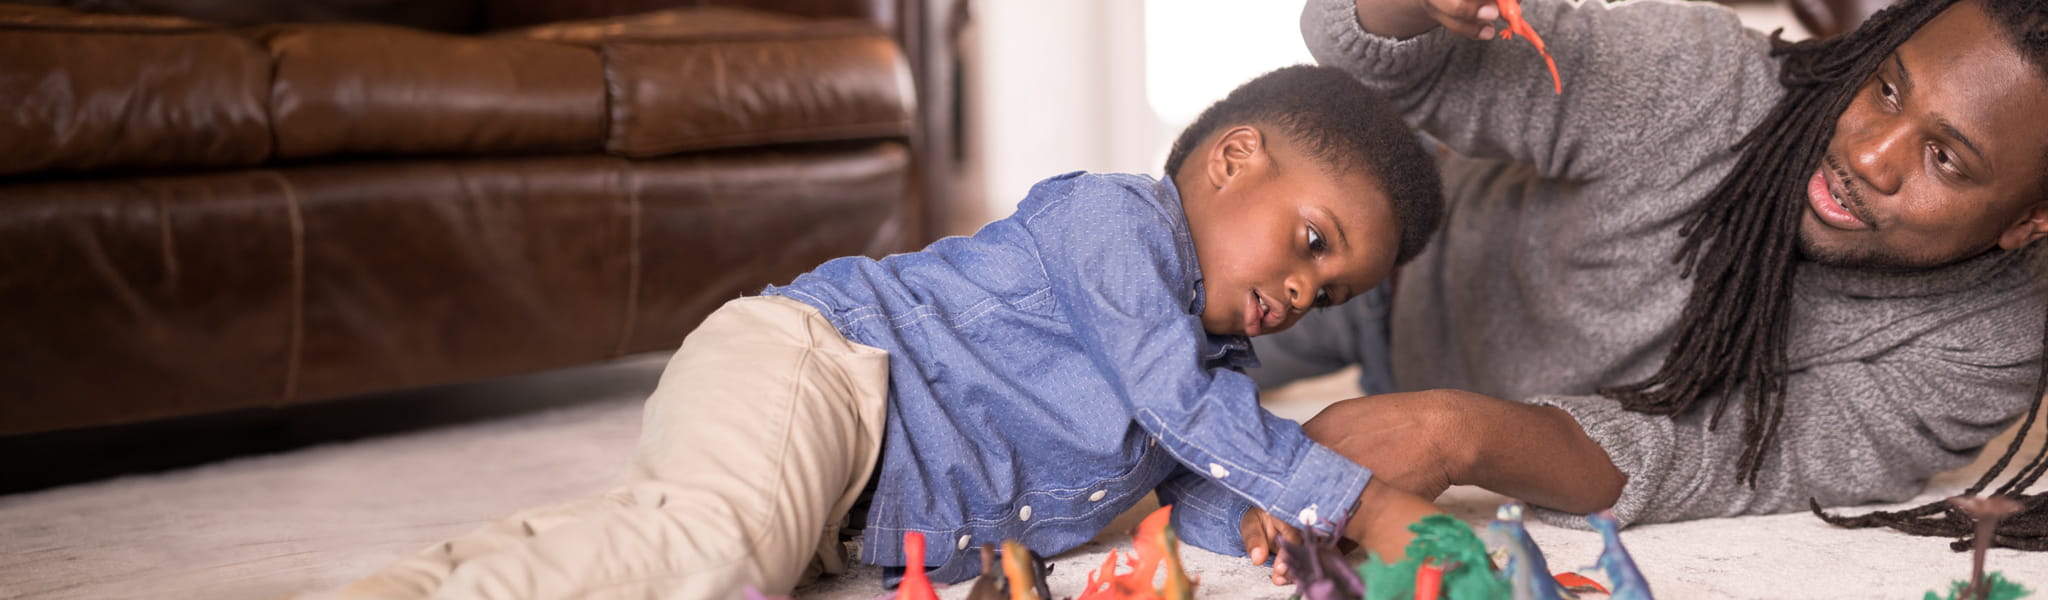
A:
1997;201;2048;251
1203;126;1266;190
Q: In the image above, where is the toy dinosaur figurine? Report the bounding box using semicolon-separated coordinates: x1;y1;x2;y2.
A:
1586;510;1653;600
897;531;940;600
1493;0;1562;94
1000;540;1055;600
1486;501;1567;600
1275;517;1365;600
965;543;1003;600
1077;505;1197;600
1136;506;1197;600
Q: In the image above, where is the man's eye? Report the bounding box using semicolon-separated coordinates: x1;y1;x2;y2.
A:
1313;288;1332;309
1307;225;1327;254
1879;80;1900;109
1932;145;1964;179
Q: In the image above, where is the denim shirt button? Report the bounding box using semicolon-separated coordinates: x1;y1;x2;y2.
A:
1019;505;1033;521
1088;490;1107;502
956;535;971;550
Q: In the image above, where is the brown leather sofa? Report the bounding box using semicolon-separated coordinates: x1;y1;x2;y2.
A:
0;0;966;436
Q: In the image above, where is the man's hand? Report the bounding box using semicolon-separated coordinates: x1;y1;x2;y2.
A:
1301;391;1465;500
1237;507;1303;586
1342;478;1444;560
1304;389;1626;514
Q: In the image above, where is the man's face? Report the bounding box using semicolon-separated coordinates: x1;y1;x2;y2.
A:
1798;0;2048;270
1185;131;1400;337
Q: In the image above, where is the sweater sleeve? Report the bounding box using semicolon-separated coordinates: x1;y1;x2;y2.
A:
1299;0;1780;183
1523;318;2044;529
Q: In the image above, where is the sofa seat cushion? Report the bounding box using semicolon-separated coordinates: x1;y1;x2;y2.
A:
261;23;608;159
0;5;273;177
510;7;914;158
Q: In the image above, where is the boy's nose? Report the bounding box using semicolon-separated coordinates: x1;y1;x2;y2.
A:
1285;279;1314;312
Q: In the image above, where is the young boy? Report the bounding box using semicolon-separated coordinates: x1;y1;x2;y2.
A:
340;64;1447;599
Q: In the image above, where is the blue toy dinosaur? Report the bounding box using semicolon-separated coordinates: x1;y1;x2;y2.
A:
1586;510;1653;600
1486;501;1568;600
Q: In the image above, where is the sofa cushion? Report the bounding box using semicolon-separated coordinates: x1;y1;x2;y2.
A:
262;23;607;159
0;5;272;177
511;7;913;158
0;4;912;177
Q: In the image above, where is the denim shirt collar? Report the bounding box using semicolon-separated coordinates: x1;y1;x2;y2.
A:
1158;176;1261;371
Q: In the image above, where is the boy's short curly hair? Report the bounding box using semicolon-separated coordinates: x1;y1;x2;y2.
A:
1163;65;1443;266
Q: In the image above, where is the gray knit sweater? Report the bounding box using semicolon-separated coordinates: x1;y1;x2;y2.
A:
1300;0;2046;527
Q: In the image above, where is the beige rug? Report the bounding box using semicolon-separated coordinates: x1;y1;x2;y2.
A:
2;355;2040;600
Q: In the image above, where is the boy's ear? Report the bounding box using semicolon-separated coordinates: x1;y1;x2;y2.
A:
1997;200;2048;251
1204;126;1266;190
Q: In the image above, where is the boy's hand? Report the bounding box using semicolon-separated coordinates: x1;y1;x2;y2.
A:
1238;507;1303;586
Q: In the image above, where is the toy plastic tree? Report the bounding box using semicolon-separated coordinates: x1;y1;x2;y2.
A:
1361;513;1510;600
1928;495;2032;600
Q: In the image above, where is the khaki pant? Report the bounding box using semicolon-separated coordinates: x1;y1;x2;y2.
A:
340;296;891;600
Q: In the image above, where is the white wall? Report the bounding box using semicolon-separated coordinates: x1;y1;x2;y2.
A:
962;1;1146;227
963;1;1313;227
959;0;1803;231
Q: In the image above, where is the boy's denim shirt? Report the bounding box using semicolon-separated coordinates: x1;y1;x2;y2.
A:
763;172;1373;583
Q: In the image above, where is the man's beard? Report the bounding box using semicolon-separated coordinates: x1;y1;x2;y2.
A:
1796;234;1991;272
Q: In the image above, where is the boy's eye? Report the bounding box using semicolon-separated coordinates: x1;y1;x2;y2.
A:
1307;225;1328;255
1313;288;1332;309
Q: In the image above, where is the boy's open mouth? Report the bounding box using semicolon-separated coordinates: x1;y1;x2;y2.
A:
1246;290;1285;335
1246;291;1272;335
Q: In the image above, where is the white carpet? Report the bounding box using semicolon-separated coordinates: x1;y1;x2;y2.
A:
2;355;2041;600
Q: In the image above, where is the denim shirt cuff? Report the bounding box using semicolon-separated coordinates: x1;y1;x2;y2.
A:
1165;488;1255;557
1271;444;1372;536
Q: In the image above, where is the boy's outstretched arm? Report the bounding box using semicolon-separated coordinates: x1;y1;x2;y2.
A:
1161;461;1437;582
1236;477;1442;583
1302;389;1625;514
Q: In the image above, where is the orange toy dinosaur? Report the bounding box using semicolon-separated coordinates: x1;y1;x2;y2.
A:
1075;505;1196;600
1495;0;1562;94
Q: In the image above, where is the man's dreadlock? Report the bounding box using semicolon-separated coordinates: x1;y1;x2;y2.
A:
1597;0;2048;550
